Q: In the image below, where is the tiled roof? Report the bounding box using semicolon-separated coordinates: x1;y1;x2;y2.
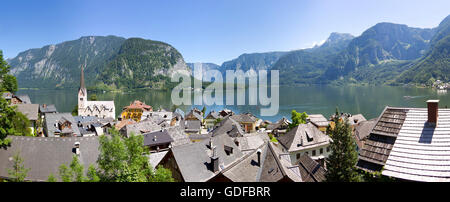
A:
0;136;99;181
278;123;331;152
39;104;57;113
381;108;450;182
209;116;245;137
307;114;329;127
298;154;326;182
14;104;39;121
44;113;81;137
357;107;408;171
16;95;31;104
171;133;244;182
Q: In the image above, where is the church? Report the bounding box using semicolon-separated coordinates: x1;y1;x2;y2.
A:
78;65;116;119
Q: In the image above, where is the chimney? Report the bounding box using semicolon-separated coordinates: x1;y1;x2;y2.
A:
74;142;80;156
211;146;219;172
427;100;439;126
153;135;157;142
257;149;262;166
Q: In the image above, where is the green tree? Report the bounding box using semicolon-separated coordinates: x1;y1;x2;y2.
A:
47;173;57;182
87;164;100;182
0;98;32;146
7;152;29;182
289;110;308;129
325;108;361;182
0;50;18;93
58;164;73;182
201;106;206;116
89;94;97;101
70;155;86;182
97;128;174;182
71;104;78;116
151;166;175;182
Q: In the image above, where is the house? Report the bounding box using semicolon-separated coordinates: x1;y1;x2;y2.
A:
158;133;244;182
214;142;303;182
15;95;31;104
77;65;115;119
143;129;174;152
277;123;332;165
353;119;377;151
307;114;330;133
165;125;191;147
145;108;173;125
119;120;162;138
39;104;58;119
218;109;234;118
44;113;81;137
115;119;136;131
0;136;100;182
184;120;202;135
14;104;39;134
73;116;114;136
204;110;220;130
234;132;269;154
209;116;245;138
185;108;203;122
229;113;258;133
266;117;291;136
120;100;153;122
356;100;450;182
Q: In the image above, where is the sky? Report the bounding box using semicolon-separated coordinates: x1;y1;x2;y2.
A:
0;0;449;65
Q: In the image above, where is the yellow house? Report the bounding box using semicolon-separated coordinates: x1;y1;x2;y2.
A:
121;100;153;122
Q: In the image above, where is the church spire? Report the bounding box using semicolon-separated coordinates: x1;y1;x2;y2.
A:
80;64;86;90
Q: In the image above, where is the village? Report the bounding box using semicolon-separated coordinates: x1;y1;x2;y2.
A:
1;66;450;182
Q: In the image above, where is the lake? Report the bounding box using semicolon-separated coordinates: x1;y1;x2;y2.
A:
16;85;450;122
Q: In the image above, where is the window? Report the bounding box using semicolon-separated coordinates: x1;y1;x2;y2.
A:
326;147;330;152
296;153;300;160
312;150;316;156
305;152;309;156
320;148;323;154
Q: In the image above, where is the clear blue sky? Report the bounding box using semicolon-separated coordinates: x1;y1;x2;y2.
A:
0;0;449;65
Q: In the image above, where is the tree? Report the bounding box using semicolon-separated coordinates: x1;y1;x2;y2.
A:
97;129;174;182
151;166;175;182
89;94;97;101
325;108;361;182
58;164;73;182
70;155;86;182
87;164;100;182
0;50;18;93
0;97;32;147
201;106;206;116
71;104;78;116
289;110;308;129
7;152;29;182
47;173;57;182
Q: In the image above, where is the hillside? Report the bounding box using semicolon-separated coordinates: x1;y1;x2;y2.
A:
8;36;190;90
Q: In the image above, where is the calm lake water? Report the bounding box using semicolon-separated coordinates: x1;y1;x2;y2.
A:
16;86;450;122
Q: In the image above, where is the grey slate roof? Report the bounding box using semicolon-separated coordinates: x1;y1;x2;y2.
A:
266;117;291;130
121;120;162;138
258;142;302;182
209;116;245;137
14;104;39;121
380;108;450;182
230;114;257;123
16;95;31;104
44;113;81;137
307;114;329;127
39;104;58;114
278;123;331;152
205;110;219;120
357;107;407;172
298;154;327;182
165;126;191;147
173;108;185;119
143;129;174;147
0;136;100;181
184;120;201;133
170;133;244;182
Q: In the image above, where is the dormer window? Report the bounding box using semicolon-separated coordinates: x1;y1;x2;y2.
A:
224;145;233;155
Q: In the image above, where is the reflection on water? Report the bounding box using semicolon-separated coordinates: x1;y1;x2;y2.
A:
16;85;449;122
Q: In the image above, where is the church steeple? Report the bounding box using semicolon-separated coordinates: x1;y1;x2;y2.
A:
80;65;86;91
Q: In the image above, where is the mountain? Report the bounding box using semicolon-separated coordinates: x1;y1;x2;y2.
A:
8;36;190;90
394;15;450;84
187;63;221;81
272;33;354;84
220;51;288;73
